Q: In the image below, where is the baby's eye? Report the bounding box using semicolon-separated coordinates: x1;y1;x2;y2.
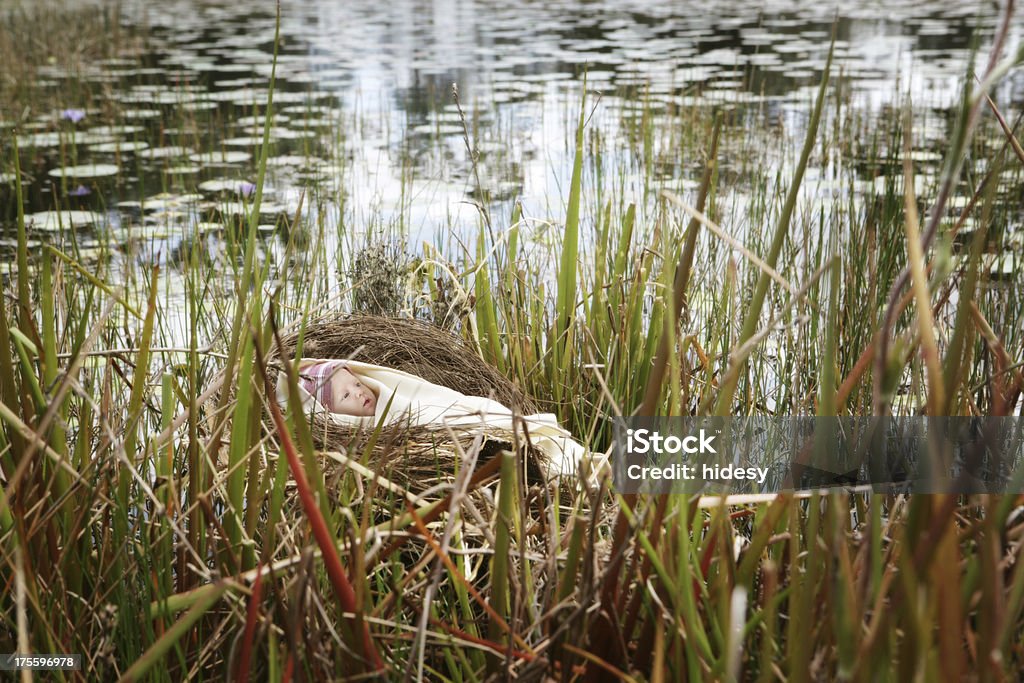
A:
343;392;350;399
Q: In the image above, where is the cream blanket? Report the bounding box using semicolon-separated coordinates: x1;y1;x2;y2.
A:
277;359;585;476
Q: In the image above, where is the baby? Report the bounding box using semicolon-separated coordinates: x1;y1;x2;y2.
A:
298;360;378;417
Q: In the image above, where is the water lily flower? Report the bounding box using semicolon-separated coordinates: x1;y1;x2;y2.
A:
60;108;86;123
69;184;91;196
238;181;256;197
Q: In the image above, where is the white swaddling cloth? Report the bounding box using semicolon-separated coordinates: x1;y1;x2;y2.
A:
277;358;585;476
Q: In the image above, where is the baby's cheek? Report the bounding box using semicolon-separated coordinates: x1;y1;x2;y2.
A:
329;374;348;412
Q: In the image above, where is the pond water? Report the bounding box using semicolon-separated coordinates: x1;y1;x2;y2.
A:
1;0;1022;290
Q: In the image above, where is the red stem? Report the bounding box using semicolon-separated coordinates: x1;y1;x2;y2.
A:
261;356;386;674
235;564;263;683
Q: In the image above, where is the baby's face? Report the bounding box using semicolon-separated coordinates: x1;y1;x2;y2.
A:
328;367;377;416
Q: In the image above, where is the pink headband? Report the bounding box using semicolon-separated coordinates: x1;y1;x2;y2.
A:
299;360;347;410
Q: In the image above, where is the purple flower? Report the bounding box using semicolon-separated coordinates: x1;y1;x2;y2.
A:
69;184;91;196
238;181;256;197
60;108;86;123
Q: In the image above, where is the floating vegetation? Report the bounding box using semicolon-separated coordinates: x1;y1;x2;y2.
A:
265;154;327;168
221;135;266;146
208;200;289;219
163;164;201;175
89;140;150;154
188;150;252;165
87;124;142;136
236;113;289;126
121;108;162;119
198;178;256;195
139;145;193;160
47;163;120;178
119;192;204;213
16;131;112;147
25;209;104;230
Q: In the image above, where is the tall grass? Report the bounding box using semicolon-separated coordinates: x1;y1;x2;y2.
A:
1;2;1024;681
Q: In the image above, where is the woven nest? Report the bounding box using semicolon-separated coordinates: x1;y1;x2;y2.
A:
259;315;548;490
203;315;599;672
277;315;538;413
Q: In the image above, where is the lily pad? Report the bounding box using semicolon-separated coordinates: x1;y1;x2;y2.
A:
0;237;43;249
222;136;266;147
146;211;188;227
273;128;316;140
180;101;218;112
90;140;150;154
210;201;289;218
26;210;103;231
18;132;113;148
189;150;252;165
266;155;327;168
48;164;120;179
88;125;143;136
296;117;337;128
140;146;194;160
236;114;289;126
121;109;162;120
141;192;204;211
199;178;256;195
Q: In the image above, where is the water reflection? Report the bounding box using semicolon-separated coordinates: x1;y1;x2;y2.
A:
2;0;1022;260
